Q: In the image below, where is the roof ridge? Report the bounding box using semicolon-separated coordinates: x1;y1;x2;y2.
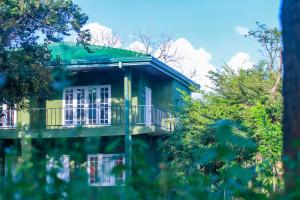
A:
49;42;149;57
47;42;200;88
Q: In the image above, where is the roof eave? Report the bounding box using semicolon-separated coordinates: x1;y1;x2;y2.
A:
149;57;200;89
50;56;200;89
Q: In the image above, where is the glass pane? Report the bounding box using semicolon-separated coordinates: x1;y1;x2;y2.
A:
76;89;85;125
88;88;97;124
99;87;109;125
89;156;99;185
64;89;74;125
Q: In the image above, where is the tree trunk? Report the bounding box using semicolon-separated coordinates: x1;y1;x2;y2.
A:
271;71;282;101
281;0;300;194
0;140;4;177
272;164;277;193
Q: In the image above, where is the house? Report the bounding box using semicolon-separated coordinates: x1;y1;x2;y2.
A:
0;43;199;193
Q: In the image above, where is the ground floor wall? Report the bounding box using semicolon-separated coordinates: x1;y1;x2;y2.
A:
0;134;164;198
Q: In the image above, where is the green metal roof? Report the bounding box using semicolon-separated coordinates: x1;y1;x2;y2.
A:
49;43;200;88
49;42;149;64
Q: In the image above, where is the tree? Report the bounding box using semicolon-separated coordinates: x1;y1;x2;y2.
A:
0;0;90;108
82;22;121;47
281;0;300;195
248;22;282;100
165;64;283;195
128;30;184;69
164;23;285;195
246;24;283;193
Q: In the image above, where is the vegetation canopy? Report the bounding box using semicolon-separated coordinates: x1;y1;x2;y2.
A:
0;0;91;108
2;0;300;199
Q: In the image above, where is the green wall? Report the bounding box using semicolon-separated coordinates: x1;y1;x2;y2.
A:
47;70;125;107
151;77;173;110
43;69;190;125
171;79;190;113
8;68;191;131
17;111;30;126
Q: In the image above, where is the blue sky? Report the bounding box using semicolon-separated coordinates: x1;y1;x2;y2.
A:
73;0;281;87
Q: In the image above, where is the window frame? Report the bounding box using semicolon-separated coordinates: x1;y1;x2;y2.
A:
62;85;111;126
87;154;125;187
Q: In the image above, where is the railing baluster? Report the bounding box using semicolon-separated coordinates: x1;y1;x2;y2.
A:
0;105;176;132
54;108;56;126
46;108;48;127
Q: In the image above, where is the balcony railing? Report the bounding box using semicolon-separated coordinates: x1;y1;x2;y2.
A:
0;105;176;132
132;105;176;131
30;106;125;128
0;108;16;128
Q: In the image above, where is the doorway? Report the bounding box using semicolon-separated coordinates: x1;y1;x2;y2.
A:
145;87;152;125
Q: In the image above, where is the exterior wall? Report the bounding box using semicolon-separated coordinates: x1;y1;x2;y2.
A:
172;79;191;112
0;135;162;196
69;69;192;111
1;67;192;135
47;70;124;108
0;65;192;194
14;99;30;127
131;70;141;109
73;70;124;106
133;70;175;111
151;78;173;110
17;111;30;126
42;69;190;127
152;77;190;112
45;70;124;127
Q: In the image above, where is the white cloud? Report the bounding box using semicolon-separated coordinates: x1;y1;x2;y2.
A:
127;41;151;54
126;38;214;89
228;52;254;71
235;26;249;36
155;38;215;90
73;22;217;90
82;22;122;48
127;38;215;90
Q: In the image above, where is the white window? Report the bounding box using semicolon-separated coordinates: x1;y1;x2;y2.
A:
0;101;16;128
46;155;70;183
87;154;125;186
64;89;74;125
62;85;111;126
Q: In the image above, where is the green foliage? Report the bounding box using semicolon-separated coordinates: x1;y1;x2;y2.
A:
164;119;263;199
165;61;283;197
0;13;286;200
248;22;282;72
0;0;91;108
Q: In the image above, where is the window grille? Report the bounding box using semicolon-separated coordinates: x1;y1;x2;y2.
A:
87;154;125;186
62;85;111;126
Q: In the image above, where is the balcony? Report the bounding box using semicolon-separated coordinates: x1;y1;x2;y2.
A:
0;105;176;138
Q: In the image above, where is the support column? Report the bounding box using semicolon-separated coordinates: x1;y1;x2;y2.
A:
124;69;132;182
20;137;32;163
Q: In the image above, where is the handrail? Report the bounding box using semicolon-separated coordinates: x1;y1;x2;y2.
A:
0;105;177;132
132;105;176;132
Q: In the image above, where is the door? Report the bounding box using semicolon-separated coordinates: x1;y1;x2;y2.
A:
63;86;111;126
145;87;152;125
